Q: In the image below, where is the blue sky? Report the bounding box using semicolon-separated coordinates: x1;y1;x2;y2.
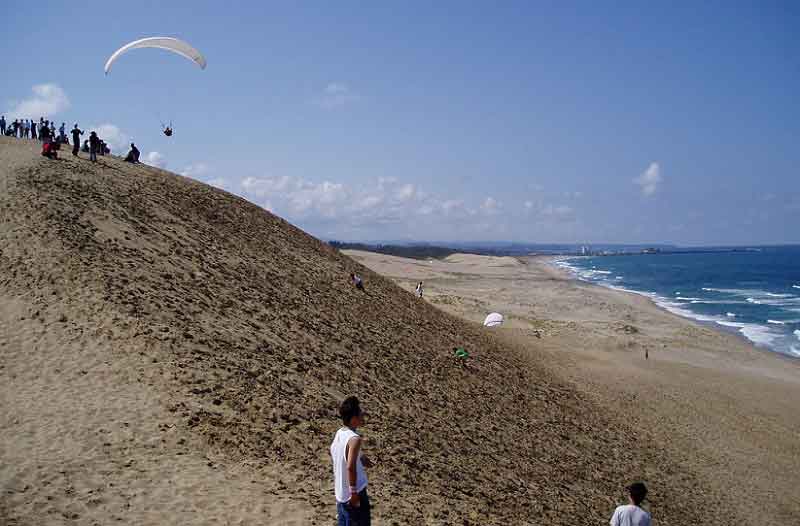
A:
2;1;799;245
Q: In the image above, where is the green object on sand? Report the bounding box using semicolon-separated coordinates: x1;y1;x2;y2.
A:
454;347;469;359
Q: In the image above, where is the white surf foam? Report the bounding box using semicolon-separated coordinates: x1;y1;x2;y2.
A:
795;330;800;341
767;319;785;325
726;312;737;317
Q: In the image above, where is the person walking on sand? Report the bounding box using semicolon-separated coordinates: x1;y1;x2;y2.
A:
415;281;424;298
331;396;373;526
89;131;100;162
30;118;37;140
0;115;5;136
22;119;30;139
350;273;364;291
610;482;651;526
71;124;83;156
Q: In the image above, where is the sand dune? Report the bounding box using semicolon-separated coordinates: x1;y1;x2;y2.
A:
348;249;800;524
1;136;746;524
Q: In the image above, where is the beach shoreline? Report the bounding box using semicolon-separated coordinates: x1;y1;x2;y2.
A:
546;255;800;363
345;249;800;523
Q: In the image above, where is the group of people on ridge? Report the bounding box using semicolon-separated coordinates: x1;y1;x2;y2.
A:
2;115;142;165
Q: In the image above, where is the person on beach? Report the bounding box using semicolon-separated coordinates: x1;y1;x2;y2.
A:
58;122;66;142
0;115;5;136
71;125;83;156
23;119;30;138
415;281;424;298
89;131;99;162
350;273;364;291
30;118;37;140
610;482;651;526
331;396;373;526
124;142;140;163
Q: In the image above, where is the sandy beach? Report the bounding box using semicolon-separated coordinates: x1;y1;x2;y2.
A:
345;250;800;523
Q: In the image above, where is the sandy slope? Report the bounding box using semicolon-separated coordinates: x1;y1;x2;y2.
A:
346;249;800;523
0;135;748;525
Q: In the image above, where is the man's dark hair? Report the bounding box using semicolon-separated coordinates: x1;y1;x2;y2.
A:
628;482;648;505
340;396;361;425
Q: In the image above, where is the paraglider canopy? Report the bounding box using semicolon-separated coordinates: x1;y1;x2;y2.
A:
104;37;207;74
483;312;504;327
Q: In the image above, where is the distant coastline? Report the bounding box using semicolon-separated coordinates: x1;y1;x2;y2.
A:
554;251;800;359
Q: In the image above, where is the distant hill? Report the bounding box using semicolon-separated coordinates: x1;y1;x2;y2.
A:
0;136;736;524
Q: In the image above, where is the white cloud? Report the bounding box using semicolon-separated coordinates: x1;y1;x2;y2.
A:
225;172;584;241
144;151;167;168
90;124;130;154
480;197;501;215
6;84;70;119
541;204;575;220
180;162;210;178
633;162;662;196
397;183;416;202
313;82;361;109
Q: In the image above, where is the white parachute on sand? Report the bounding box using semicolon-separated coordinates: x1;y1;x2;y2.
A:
104;37;207;74
483;312;504;327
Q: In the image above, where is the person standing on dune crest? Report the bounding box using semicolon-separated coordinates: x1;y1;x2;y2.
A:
89;131;99;162
331;396;373;526
71;125;83;157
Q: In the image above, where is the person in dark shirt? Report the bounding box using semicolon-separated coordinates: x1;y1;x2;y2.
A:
89;131;100;162
40;122;51;143
82;140;89;153
71;125;83;156
30;118;37;140
124;142;141;163
0;115;5;136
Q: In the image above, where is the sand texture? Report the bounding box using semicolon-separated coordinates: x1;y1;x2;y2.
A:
346;249;800;523
0;135;774;525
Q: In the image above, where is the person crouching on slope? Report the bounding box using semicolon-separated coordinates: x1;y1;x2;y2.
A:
331;396;374;526
610;482;651;526
350;273;364;291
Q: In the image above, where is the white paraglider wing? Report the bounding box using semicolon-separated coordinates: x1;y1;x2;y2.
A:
104;37;207;74
483;312;504;327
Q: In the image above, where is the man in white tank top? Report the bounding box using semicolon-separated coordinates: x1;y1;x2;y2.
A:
331;396;373;526
610;482;651;526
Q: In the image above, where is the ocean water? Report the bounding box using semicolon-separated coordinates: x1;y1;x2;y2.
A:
556;247;800;358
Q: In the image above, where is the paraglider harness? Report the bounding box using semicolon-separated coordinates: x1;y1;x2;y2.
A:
162;121;173;137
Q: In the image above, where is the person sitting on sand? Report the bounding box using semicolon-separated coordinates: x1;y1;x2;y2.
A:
41;141;58;159
610;482;651;526
331;396;373;526
350;272;364;291
81;139;90;153
124;143;141;163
